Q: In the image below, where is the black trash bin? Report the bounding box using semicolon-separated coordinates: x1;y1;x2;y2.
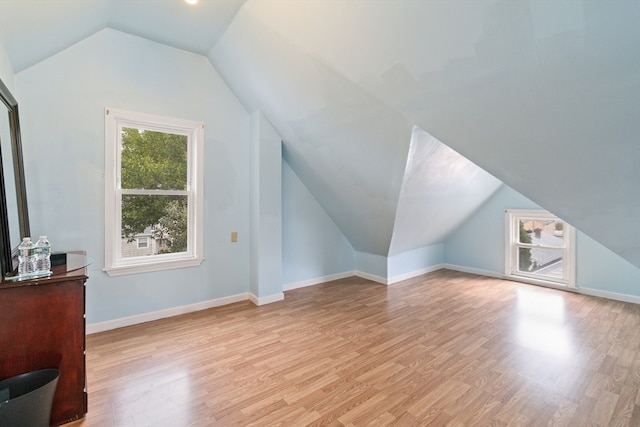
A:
0;369;60;427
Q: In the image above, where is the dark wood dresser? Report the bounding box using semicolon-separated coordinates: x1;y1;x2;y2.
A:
0;252;88;426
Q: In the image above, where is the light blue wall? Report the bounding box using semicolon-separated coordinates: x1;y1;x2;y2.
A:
282;160;354;286
0;43;14;89
0;42;22;253
445;185;640;298
6;23;636;328
355;251;387;279
250;111;282;299
445;185;517;273
387;244;444;280
15;29;252;324
577;233;640;297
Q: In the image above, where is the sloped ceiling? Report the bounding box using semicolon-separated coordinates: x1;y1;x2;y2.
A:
210;0;640;266
389;127;502;256
0;0;638;267
0;0;245;72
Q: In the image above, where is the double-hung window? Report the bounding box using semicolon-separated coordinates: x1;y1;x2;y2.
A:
104;108;203;276
505;209;575;287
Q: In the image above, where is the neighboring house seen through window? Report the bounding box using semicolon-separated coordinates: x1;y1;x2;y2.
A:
104;108;203;276
137;236;148;249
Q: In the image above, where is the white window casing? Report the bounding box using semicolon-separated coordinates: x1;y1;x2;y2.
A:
104;108;204;276
504;209;576;288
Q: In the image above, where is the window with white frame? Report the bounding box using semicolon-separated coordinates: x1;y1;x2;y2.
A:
136;236;149;249
505;209;575;287
104;108;203;276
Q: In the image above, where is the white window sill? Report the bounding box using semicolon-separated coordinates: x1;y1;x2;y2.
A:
505;273;576;290
104;257;203;277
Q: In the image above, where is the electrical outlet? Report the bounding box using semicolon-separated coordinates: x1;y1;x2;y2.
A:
230;232;238;243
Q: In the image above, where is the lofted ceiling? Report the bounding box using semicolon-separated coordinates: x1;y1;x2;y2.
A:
1;0;638;268
0;0;245;72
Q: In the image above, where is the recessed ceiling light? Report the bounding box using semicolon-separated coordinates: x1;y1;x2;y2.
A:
185;0;198;5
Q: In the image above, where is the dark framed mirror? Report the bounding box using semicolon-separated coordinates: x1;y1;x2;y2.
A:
0;77;30;279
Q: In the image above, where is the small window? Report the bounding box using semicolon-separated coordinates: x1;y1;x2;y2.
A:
137;237;149;249
505;209;575;287
104;108;203;276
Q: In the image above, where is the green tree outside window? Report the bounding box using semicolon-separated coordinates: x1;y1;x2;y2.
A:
121;128;188;253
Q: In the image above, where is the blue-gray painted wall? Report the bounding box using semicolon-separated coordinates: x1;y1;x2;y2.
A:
2;27;637;328
14;29;252;324
445;185;640;297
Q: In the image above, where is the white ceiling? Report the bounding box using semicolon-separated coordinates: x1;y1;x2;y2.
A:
1;0;639;267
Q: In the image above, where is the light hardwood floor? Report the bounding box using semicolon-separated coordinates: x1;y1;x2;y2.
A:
69;270;640;426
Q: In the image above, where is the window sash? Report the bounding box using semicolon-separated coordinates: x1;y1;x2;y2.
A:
515;242;566;249
115;192;193;262
117;124;193;192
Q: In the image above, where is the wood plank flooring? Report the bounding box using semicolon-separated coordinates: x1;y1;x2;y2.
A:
68;269;640;426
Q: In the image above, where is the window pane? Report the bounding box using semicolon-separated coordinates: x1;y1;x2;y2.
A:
518;219;533;244
121;195;188;258
518;246;564;280
121;128;188;190
519;218;564;247
518;247;533;272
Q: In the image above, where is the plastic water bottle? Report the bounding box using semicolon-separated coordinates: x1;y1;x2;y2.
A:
35;236;51;274
18;237;36;276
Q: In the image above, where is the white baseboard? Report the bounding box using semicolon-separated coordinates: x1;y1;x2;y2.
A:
284;270;388;287
387;264;445;284
444;263;640;305
283;271;355;291
86;292;249;334
442;264;504;279
249;292;284;306
285;265;446;287
354;270;388;285
577;287;640;304
87;265;638;335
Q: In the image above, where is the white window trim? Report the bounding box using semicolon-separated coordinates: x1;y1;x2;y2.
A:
504;209;576;288
104;108;204;276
